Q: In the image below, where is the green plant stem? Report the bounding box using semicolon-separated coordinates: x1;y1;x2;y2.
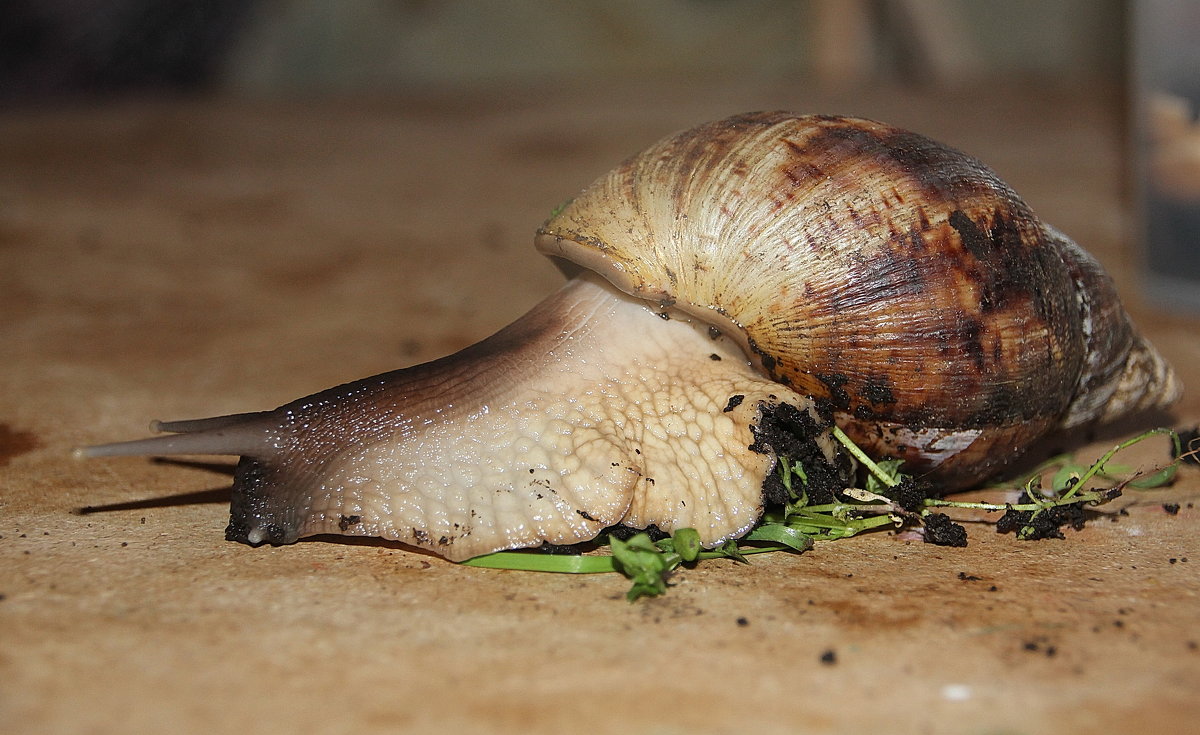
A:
922;491;1113;513
832;425;899;488
463;539;798;575
696;545;783;559
1063;427;1180;496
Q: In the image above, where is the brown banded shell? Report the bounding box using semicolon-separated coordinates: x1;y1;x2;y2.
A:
537;111;1181;486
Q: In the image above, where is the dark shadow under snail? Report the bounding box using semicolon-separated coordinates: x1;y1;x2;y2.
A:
79;112;1182;562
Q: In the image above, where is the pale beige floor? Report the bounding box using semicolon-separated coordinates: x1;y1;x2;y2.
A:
2;80;1198;734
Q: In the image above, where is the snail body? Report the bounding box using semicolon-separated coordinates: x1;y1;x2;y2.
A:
81;112;1181;560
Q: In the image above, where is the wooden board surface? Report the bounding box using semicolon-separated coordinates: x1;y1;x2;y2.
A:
2;81;1198;734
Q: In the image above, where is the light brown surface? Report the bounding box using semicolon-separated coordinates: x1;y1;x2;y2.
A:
2;81;1199;734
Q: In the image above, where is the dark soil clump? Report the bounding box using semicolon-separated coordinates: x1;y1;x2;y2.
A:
922;512;968;546
996;492;1088;539
750;401;849;508
891;476;936;512
539;524;669;554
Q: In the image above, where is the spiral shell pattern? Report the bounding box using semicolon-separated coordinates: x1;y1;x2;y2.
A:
537;111;1180;485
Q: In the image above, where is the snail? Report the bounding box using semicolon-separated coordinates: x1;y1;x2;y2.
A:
80;111;1181;561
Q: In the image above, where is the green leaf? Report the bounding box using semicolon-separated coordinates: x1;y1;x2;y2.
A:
610;533;681;601
716;539;751;562
1051;464;1083;493
744;523;814;552
462;551;617;573
671;528;702;562
788;459;808;487
1065;427;1180;498
777;457;809;501
865;458;905;495
1129;465;1177;488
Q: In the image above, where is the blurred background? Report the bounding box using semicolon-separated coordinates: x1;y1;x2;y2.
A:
0;0;1196;315
0;0;1128;98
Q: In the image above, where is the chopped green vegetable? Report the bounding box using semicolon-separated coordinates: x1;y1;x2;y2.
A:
672;527;702;562
463;426;1184;600
610;533;680;601
462;551;616;574
832;425;900;488
742;523;814;552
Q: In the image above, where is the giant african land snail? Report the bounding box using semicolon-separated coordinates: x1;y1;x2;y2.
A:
81;112;1182;561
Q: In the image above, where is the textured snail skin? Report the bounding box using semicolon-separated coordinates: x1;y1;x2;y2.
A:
81;111;1181;557
538;112;1181;486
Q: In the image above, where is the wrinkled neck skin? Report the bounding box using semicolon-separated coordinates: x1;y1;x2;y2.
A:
85;271;835;561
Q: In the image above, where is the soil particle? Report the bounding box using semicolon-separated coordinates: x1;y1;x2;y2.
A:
1022;638;1058;657
922;513;968;547
996;491;1089;539
813;373;851;411
892;476;935;512
819;649;838;665
1163;503;1181;515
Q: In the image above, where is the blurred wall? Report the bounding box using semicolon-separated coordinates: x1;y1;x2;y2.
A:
223;0;1128;92
1;0;1126;100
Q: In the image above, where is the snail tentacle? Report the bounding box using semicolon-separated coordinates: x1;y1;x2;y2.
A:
75;412;275;459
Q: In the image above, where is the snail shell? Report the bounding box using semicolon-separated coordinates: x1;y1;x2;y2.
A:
537;111;1181;486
